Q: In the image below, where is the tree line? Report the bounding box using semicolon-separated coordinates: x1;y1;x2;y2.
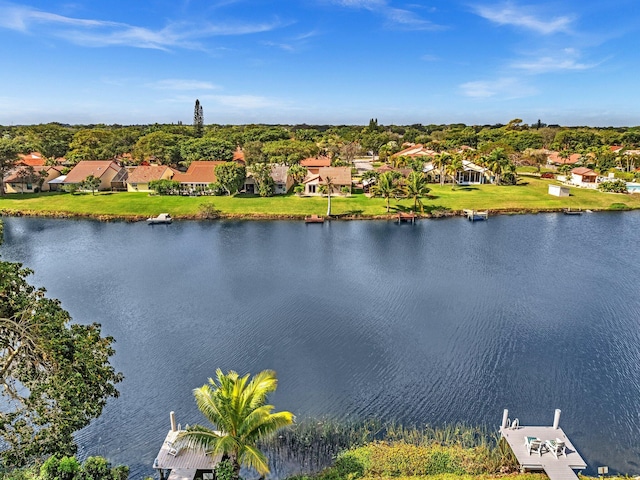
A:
1;120;640;168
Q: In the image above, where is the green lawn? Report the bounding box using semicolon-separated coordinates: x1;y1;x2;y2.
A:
1;178;639;220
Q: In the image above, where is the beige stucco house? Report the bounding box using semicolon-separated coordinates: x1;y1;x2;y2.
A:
64;160;123;191
127;165;175;192
303;166;352;195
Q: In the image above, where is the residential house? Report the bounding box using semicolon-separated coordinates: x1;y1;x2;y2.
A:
244;164;293;195
127;165;175;192
17;152;47;167
172;161;224;193
64;160;123;191
391;144;437;159
570;167;599;188
423;159;491;185
233;147;246;164
301;156;331;174
303;166;352;195
547;151;581;166
4;165;64;193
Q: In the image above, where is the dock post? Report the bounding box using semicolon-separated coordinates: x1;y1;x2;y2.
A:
502;409;509;429
553;409;561;429
170;411;177;432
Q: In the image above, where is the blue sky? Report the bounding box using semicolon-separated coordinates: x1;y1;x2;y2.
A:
0;0;638;126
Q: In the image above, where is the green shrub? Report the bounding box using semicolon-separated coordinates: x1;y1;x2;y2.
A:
214;460;234;480
599;179;627;193
610;202;629;210
334;448;370;478
110;466;128;480
82;457;110;480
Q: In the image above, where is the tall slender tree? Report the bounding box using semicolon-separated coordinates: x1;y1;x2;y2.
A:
0;138;20;196
194;99;204;138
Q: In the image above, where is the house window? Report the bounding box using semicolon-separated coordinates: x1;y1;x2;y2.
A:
26;183;33;190
309;184;316;193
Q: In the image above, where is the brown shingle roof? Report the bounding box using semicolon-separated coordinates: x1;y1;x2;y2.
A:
64;161;121;183
128;165;173;183
571;167;597;176
5;166;62;183
303;166;351;186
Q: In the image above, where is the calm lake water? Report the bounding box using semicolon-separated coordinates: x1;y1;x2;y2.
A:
2;214;640;477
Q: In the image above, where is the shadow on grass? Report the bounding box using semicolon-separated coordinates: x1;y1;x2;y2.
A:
454;187;480;192
334;210;364;218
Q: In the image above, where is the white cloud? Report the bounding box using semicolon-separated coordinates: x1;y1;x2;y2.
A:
473;3;574;35
329;0;444;31
0;2;285;50
421;54;439;62
148;79;220;91
510;48;599;73
459;77;536;98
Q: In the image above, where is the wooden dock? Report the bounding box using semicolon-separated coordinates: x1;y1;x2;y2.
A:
154;413;221;480
396;212;417;224
463;209;488;221
305;214;325;223
500;410;586;480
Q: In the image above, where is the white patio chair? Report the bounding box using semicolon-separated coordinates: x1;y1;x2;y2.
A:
546;438;565;459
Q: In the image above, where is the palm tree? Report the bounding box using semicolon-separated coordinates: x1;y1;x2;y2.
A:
318;175;335;216
483;148;510;185
432;152;451;186
177;369;294;480
447;155;463;189
371;171;398;213
403;171;430;213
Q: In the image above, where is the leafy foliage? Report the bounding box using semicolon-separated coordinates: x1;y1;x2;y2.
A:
38;455;128;480
0;263;123;467
148;179;180;195
598;179;628;193
177;369;294;479
81;175;101;195
214;163;246;195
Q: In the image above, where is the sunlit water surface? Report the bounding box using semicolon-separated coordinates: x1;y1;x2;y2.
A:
2;214;640;477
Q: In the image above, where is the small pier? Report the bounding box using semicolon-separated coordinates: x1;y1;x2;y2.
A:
153;412;221;480
396;211;417;224
305;214;325;223
463;209;488;221
500;409;586;480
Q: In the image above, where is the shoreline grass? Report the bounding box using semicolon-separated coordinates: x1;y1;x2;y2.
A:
2;178;640;221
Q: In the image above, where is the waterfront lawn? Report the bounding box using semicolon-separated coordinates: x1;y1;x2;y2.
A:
1;178;639;219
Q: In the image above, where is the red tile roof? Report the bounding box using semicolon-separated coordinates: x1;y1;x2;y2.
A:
172;161;225;184
548;152;581;165
64;161;121;183
392;144;436;158
233;147;245;163
301;156;331;168
17;152;46;167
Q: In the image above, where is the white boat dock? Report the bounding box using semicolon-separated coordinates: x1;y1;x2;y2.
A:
463;209;488;221
500;409;586;480
153;412;221;480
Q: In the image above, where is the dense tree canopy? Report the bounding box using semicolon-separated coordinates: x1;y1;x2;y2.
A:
0;257;123;467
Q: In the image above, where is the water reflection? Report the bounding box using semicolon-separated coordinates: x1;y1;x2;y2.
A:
1;213;640;477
